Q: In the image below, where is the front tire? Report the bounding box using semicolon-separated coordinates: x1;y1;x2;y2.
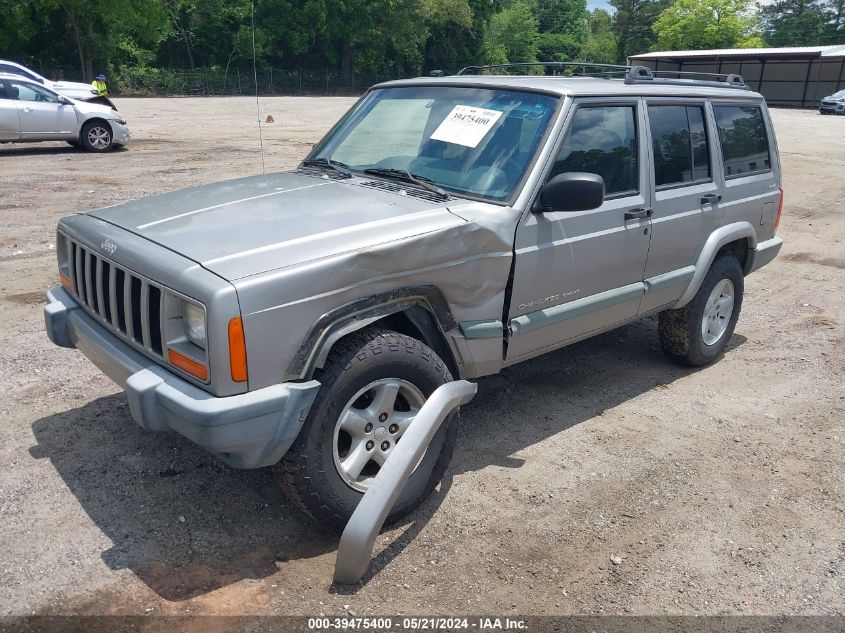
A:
658;253;744;367
80;121;114;152
273;328;458;531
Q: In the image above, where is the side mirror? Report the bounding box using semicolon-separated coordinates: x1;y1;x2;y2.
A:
534;172;605;213
58;95;71;105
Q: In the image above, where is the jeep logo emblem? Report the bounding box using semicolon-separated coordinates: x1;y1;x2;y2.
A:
101;239;118;256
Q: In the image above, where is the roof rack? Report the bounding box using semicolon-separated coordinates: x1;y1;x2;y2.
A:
447;62;749;90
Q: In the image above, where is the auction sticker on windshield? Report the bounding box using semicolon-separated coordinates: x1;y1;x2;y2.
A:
430;105;504;148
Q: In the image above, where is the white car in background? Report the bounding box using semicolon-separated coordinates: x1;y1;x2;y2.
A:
0;74;130;152
0;59;115;108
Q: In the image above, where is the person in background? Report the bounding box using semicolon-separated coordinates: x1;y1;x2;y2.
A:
92;74;108;98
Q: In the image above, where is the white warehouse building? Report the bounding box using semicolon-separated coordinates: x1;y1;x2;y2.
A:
629;45;845;107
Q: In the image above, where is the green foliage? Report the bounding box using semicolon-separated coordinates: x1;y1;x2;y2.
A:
652;0;764;50
610;0;670;61
582;9;619;64
760;0;838;46
483;1;540;63
3;0;840;94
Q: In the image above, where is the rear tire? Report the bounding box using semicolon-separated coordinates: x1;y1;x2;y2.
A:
658;253;744;367
80;120;114;152
273;328;458;531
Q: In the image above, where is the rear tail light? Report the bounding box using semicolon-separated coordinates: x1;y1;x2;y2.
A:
774;187;784;232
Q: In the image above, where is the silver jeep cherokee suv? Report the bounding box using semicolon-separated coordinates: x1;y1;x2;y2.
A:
45;64;783;529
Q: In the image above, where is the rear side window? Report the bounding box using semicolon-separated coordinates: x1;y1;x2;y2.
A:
551;105;638;196
648;105;711;187
713;105;771;178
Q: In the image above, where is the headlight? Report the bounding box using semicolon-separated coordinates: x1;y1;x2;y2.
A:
182;301;206;348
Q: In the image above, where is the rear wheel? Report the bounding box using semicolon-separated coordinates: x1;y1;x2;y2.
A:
658;253;744;366
273;328;458;531
80;121;113;152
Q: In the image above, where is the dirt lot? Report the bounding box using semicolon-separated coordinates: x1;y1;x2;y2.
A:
0;98;843;619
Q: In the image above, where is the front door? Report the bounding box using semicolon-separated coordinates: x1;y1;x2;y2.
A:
0;80;21;141
505;99;652;364
10;79;77;140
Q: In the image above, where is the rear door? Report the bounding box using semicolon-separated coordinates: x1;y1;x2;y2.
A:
0;80;21;141
505;98;653;364
11;79;77;140
638;99;722;314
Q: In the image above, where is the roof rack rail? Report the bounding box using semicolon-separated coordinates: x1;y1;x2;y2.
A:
627;65;749;89
453;62;749;90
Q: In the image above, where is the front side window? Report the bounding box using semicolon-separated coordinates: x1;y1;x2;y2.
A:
310;86;559;202
713;105;771;178
648;105;711;187
10;80;58;103
550;105;638;196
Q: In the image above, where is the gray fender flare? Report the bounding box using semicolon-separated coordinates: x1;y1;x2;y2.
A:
673;221;758;309
286;286;460;381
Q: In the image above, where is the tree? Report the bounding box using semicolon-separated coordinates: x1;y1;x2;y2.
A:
760;0;833;46
482;1;540;63
534;0;589;61
611;0;671;61
652;0;764;51
582;9;618;64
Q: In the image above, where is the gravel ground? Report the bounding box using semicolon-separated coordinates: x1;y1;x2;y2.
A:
0;98;843;618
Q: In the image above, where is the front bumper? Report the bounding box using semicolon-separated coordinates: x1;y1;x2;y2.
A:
109;120;131;146
45;287;320;468
819;102;845;114
747;236;784;274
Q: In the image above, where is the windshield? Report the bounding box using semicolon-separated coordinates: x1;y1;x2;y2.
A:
308;86;559;202
831;89;845;99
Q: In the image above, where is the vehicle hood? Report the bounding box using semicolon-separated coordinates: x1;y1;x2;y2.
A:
70;99;120;117
51;80;95;94
87;171;467;281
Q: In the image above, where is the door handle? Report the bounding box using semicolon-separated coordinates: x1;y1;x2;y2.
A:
22;107;32;113
624;208;652;221
701;194;722;204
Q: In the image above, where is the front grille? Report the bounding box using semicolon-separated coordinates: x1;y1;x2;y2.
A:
66;237;165;359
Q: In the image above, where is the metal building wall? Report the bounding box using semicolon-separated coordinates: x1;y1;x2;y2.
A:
631;56;845;107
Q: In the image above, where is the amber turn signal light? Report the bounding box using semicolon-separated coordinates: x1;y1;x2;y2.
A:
228;316;248;383
59;272;73;291
167;348;208;382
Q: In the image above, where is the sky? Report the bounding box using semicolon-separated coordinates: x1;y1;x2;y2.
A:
587;0;614;12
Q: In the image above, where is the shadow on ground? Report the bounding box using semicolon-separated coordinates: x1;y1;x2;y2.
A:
0;144;129;157
30;315;745;599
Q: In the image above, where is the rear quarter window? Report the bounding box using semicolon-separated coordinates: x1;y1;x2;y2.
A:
713;105;771;178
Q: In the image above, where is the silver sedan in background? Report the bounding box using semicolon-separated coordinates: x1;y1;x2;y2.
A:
0;73;129;152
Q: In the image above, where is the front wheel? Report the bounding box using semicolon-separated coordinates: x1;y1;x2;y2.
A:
80;121;114;152
273;328;458;531
658;253;744;366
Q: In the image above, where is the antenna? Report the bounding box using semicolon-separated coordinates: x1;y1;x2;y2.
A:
251;0;266;175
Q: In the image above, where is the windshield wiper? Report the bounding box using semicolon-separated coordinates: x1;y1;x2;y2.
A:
363;168;450;200
301;156;353;178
